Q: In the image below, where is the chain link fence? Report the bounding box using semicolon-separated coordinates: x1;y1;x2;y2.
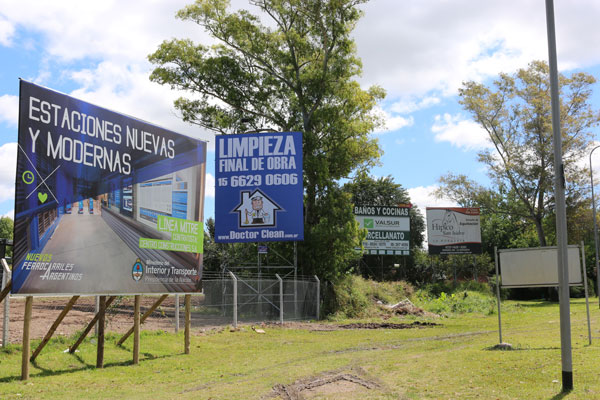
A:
0;268;320;345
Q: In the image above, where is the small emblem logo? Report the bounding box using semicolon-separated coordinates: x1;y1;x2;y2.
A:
132;258;144;281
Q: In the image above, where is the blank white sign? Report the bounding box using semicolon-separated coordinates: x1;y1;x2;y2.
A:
498;246;582;288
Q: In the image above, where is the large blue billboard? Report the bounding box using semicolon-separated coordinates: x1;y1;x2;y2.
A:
215;131;303;243
13;80;207;295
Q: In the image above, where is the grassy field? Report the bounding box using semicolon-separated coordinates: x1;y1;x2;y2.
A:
0;297;599;399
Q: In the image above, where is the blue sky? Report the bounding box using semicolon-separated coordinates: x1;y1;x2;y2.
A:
1;0;600;223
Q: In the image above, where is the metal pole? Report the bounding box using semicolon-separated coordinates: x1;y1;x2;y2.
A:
1;259;10;347
589;145;600;307
175;294;180;333
314;275;320;320
276;274;283;325
257;245;262;318
294;241;298;319
546;0;573;391
494;247;503;344
228;271;237;329
580;242;592;345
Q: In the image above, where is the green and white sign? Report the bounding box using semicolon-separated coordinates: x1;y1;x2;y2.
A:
354;205;411;255
139;215;204;253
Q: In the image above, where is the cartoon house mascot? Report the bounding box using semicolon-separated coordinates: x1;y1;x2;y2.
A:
246;195;270;224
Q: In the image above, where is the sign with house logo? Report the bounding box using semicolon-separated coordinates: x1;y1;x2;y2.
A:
234;189;281;228
215;131;303;243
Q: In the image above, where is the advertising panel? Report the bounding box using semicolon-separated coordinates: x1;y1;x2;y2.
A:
13;80;207;295
354;205;410;255
498;246;582;288
426;207;481;255
214;131;303;243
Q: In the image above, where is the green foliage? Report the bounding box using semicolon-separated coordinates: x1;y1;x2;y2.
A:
0;216;13;259
0;216;12;239
326;275;413;319
301;185;365;281
150;0;385;282
415;283;497;316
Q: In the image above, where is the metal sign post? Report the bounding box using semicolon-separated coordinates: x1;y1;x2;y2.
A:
545;0;573;390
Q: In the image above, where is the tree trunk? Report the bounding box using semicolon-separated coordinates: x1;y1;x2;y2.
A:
534;217;547;247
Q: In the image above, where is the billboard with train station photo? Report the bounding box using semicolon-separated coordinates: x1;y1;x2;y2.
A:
12;80;207;295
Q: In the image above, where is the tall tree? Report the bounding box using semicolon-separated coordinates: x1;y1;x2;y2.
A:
149;0;384;281
458;60;600;246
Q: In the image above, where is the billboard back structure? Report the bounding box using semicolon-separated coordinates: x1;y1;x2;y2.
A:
214;131;303;243
13;80;207;295
354;205;410;255
498;246;582;288
426;207;481;255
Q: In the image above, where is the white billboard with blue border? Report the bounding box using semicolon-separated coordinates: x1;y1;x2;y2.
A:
215;131;303;243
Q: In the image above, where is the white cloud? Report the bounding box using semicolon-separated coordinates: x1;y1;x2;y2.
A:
205;173;215;198
431;113;490;151
390;96;441;114
355;0;600;99
0;17;14;46
0;95;18;127
68;61;214;145
408;185;456;214
0;142;16;203
2;209;13;219
373;106;414;134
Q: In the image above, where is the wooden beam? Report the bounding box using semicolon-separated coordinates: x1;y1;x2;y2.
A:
133;295;140;364
69;296;116;354
21;296;33;380
0;279;11;304
31;296;79;362
96;296;106;369
185;294;191;354
117;294;168;346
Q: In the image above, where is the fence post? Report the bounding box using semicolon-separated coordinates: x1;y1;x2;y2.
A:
2;259;10;347
314;275;320;320
276;274;283;325
175;294;180;333
228;271;238;329
94;296;99;336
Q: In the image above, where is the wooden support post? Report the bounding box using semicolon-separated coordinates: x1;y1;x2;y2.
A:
69;296;116;354
117;294;168;346
133;295;140;365
21;296;33;380
185;294;191;354
96;296;106;369
0;279;11;303
31;296;79;362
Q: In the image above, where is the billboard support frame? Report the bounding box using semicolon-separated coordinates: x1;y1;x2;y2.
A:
30;295;80;362
494;243;591;346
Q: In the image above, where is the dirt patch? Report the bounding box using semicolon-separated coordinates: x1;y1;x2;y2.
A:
269;367;383;400
338;321;439;330
0;295;217;345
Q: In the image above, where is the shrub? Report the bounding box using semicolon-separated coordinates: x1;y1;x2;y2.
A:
415;289;497;316
327;275;413;319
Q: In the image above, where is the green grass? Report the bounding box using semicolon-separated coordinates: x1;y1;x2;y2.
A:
1;298;599;399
